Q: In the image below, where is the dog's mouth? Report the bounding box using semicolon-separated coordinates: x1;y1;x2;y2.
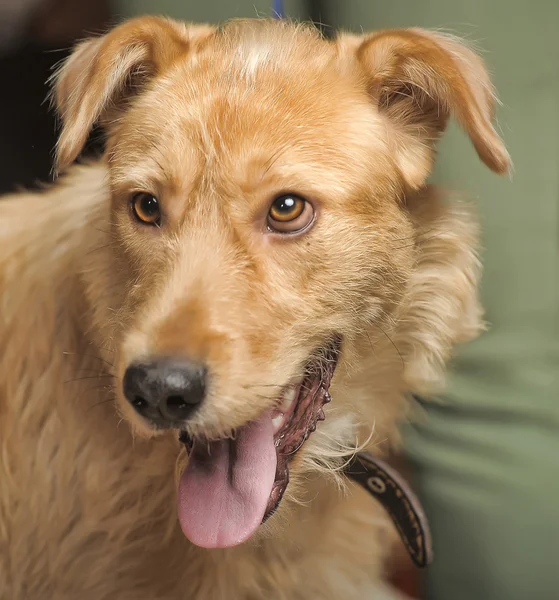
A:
177;338;341;549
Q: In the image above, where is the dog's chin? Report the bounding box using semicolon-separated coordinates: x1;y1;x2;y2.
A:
176;338;342;548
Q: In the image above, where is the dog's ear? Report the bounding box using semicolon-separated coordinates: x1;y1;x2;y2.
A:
52;16;215;172
338;29;510;188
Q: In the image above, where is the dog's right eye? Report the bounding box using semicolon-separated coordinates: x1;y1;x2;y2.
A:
131;193;161;226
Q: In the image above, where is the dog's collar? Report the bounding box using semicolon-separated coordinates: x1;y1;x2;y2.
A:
344;452;433;568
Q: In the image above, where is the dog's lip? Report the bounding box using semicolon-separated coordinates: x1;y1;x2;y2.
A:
262;378;333;521
179;337;342;521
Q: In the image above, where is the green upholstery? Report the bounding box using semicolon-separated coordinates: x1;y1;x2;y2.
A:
327;3;559;599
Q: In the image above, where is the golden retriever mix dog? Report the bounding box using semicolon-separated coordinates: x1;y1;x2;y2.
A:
0;16;509;600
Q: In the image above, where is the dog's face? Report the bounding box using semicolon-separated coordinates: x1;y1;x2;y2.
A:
54;18;508;548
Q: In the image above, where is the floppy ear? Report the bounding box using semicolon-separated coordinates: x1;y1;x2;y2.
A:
339;29;510;188
52;16;215;172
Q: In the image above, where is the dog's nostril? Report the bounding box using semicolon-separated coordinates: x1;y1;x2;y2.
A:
133;396;148;409
167;395;188;410
162;388;202;420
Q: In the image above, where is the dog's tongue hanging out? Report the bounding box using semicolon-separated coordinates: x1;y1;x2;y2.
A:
178;411;277;548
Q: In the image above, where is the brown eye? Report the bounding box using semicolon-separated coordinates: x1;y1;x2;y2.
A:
267;194;314;233
131;193;161;225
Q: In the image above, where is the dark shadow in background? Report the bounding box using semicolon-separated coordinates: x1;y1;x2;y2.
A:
0;0;111;193
0;45;67;193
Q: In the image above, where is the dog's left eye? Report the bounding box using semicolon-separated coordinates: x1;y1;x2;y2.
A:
267;194;314;234
131;193;161;226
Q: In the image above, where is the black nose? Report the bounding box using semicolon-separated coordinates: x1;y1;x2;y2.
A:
123;357;207;427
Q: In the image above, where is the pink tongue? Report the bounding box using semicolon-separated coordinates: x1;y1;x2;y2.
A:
178;412;277;548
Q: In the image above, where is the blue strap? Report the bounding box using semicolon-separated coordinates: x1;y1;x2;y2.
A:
273;0;284;18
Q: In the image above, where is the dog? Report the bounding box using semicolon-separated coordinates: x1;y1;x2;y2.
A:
0;16;509;599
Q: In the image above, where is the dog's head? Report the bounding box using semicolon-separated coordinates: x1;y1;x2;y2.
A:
53;17;509;548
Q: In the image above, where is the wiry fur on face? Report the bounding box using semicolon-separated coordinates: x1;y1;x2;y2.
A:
52;16;509;501
0;16;509;598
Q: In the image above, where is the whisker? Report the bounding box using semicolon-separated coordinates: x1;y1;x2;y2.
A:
84;243;117;257
389;227;436;243
378;325;405;370
71;369;117;378
392;232;443;250
365;331;375;354
82;383;116;392
87;399;117;412
62;351;115;369
64;375;116;384
241;383;284;389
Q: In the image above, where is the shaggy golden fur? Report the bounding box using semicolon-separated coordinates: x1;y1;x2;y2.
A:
0;17;509;599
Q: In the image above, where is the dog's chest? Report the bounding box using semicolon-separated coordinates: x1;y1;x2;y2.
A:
0;370;189;597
